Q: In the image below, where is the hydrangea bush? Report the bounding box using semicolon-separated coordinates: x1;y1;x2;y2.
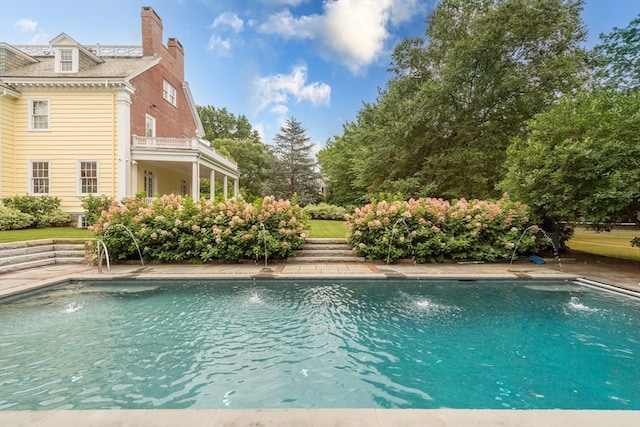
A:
91;194;308;263
345;195;547;262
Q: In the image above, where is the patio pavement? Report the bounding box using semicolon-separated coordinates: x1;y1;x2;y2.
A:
0;257;638;426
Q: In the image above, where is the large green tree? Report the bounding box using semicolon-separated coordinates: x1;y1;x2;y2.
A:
197;105;271;199
319;0;587;201
591;14;640;91
500;90;640;230
267;117;321;205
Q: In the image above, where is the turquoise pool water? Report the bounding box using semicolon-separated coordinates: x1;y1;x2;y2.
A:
1;279;638;410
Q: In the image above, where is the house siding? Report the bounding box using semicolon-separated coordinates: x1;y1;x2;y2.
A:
0;95;17;194
10;90;118;212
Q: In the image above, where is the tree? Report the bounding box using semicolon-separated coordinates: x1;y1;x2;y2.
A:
197;105;270;199
320;0;587;201
500;90;640;232
213;138;274;200
268;117;321;205
591;14;640;91
197;105;261;142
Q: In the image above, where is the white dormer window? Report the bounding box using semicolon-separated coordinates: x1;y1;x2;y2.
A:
55;47;78;73
163;80;177;107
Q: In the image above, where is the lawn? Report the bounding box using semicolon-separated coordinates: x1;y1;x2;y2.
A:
2;223;638;263
0;227;94;243
308;220;348;238
567;227;640;261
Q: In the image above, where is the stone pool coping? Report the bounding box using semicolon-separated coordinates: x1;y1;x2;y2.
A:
1;260;638;426
2;408;639;426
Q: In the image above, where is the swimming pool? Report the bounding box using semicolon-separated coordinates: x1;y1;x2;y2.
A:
1;279;638;410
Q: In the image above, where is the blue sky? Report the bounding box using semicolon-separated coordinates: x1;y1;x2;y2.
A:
2;0;638;153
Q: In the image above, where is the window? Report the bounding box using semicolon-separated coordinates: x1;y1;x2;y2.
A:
29;99;49;130
55;47;78;73
30;160;50;194
145;114;156;137
59;48;73;71
78;161;98;195
144;169;155;198
180;179;188;195
163;80;177;106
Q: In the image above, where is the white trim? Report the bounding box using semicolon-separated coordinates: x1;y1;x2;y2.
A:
182;81;205;137
28;98;50;131
163;79;177;107
76;159;99;196
145;114;156;137
144;169;156;198
54;47;78;73
28;159;51;195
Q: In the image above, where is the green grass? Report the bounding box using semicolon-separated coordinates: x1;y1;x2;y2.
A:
567;227;640;261
2;224;637;263
0;227;94;243
308;220;348;238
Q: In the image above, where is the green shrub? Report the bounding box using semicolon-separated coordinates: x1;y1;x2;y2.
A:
302;203;347;220
80;194;114;227
345;195;547;262
38;210;72;227
0;204;35;230
90;194;308;263
1;195;70;228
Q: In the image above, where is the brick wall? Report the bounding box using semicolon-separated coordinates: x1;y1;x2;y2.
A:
131;7;196;139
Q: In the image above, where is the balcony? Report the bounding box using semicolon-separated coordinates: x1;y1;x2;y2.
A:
131;135;237;170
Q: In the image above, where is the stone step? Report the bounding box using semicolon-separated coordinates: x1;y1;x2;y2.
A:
0;258;56;275
0;251;55;267
287;255;366;263
296;249;356;257
304;238;347;244
0;238;91;274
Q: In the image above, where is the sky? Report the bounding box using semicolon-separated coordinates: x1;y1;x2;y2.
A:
1;0;638;154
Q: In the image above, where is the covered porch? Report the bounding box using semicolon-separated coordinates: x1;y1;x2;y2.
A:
129;135;239;200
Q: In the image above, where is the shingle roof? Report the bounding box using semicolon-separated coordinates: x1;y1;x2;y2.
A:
0;56;158;79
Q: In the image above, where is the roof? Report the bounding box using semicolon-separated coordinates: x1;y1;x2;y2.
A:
0;56;159;79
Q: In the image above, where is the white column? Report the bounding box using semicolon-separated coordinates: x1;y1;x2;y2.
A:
234;178;239;200
209;170;215;200
131;161;138;194
223;175;228;199
116;91;132;199
191;161;199;200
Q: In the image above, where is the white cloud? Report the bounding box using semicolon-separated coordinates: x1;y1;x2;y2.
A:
253;64;331;115
210;12;244;33
257;9;318;39
207;36;232;56
15;18;37;32
257;0;422;74
261;0;309;6
270;104;289;116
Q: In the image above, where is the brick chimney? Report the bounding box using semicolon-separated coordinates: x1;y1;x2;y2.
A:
140;7;184;80
141;6;163;57
167;38;184;81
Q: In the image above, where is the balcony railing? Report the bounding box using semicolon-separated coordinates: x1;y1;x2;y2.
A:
131;135;237;170
15;45;143;57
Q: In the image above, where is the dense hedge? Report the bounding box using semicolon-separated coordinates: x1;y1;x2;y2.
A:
91;194;308;263
0;195;71;229
302;203;347;220
345;195;547;262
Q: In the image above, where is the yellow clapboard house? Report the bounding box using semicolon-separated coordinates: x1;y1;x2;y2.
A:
0;7;239;225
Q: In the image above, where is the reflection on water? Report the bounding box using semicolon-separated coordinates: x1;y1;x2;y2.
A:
0;279;638;411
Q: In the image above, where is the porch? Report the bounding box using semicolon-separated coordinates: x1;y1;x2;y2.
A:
129;135;239;200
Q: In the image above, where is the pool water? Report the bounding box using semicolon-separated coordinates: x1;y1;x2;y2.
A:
1;279;638;410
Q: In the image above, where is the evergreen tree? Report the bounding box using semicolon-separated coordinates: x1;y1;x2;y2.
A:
268;117;321;205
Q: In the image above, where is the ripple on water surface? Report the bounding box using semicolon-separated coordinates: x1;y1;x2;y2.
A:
0;279;638;410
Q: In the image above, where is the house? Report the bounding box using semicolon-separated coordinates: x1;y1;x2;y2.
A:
0;6;239;226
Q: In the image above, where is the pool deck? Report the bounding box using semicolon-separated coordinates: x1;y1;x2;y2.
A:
1;258;638;426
